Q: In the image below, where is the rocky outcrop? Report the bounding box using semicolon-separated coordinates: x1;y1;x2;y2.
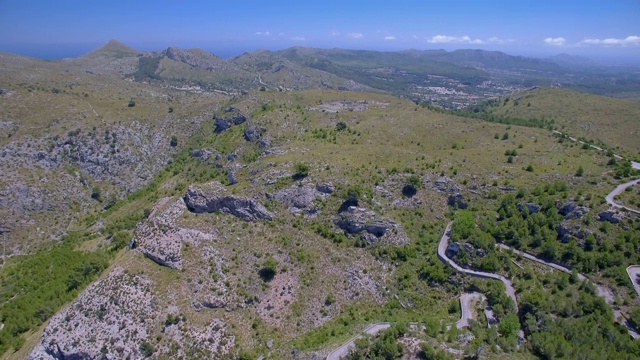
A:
183;181;273;221
448;193;468;209
191;148;219;162
597;210;624;224
558;202;590;220
214;107;247;133
434;176;460;193
244;122;261;141
335;206;410;245
271;184;327;213
135;197;216;269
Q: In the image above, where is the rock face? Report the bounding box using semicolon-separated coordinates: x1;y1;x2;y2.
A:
448;193;468;209
598;210;623;224
335;206;410;245
214;107;247;133
183;181;273;221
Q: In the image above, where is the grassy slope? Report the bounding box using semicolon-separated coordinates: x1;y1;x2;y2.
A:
483;87;640;155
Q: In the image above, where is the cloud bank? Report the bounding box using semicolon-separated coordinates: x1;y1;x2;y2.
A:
428;35;483;44
581;35;640;46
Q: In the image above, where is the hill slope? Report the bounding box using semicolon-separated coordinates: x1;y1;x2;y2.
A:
477;87;640;154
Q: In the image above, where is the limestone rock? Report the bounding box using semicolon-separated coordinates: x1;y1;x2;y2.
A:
183;181;273;221
335;206;409;245
559;202;590;220
273;185;324;212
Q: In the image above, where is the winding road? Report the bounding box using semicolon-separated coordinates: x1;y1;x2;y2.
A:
456;292;486;329
605;176;640;215
438;222;518;307
439;222;640;339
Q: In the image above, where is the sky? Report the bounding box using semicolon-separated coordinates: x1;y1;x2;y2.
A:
0;0;639;63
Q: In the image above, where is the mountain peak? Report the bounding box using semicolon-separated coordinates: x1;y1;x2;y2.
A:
83;39;140;59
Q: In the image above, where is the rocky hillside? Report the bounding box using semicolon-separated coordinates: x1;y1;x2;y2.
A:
1;43;640;360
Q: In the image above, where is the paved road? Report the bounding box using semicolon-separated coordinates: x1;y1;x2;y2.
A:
438;222;518;307
456;292;486;329
325;323;391;360
605;177;640;215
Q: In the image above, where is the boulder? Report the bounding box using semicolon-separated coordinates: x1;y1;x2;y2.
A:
273;185;320;212
316;182;335;194
214;117;232;133
183;181;273;221
448;193;468;209
517;202;541;214
597;210;623;224
446;242;462;257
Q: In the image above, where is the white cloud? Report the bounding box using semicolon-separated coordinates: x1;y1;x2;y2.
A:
255;31;271;36
544;37;566;46
487;37;514;45
428;35;483;44
581;35;640;46
347;33;364;39
330;31;340;37
384;36;396;41
291;36;306;41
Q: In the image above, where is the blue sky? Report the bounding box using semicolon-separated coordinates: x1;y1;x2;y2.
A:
0;0;638;63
